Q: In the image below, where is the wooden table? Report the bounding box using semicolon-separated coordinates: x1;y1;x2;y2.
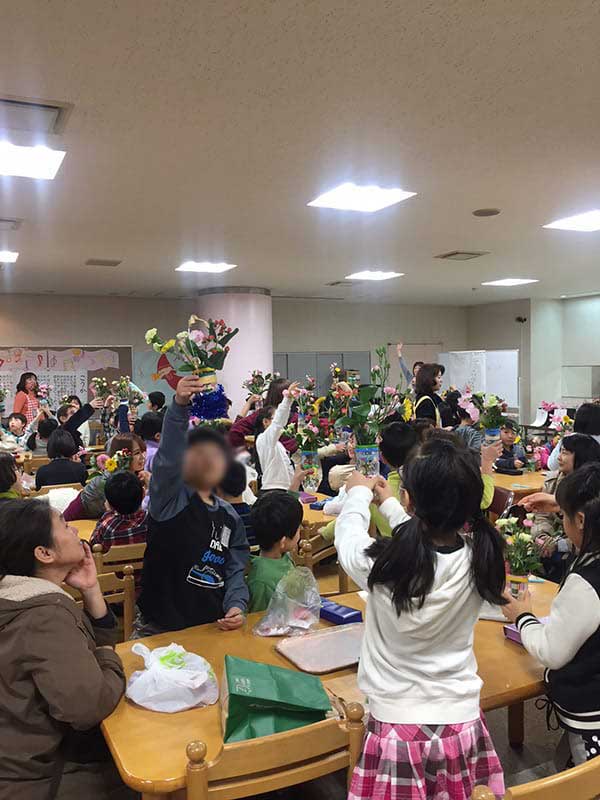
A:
102;582;557;797
492;470;546;500
301;493;335;527
71;519;97;542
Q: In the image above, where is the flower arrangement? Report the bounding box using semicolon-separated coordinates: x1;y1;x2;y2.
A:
458;390;484;424
88;449;132;480
37;383;53;404
112;375;132;401
550;409;574;434
541;400;559;412
242;369;280;398
338;346;408;445
286;415;329;451
480;393;508;430
295;375;317;415
91;376;112;400
496;515;542;577
129;388;145;407
145;316;239;376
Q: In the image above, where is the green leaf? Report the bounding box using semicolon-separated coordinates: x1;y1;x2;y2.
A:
178;363;196;373
219;328;239;346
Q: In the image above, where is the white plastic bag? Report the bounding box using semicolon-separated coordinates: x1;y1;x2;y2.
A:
126;642;219;713
253;566;321;637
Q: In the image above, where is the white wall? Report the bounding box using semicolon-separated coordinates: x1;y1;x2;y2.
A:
272;298;468;356
466;300;531;420
529;300;562;416
562;297;600;366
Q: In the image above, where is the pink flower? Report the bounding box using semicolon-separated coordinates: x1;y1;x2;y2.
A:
96;454;109;470
383;386;397;396
190;329;206;345
522;518;533;528
307;424;319;434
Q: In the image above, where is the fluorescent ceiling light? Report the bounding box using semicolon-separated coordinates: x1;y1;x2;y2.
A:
0;250;18;263
308;182;416;212
481;278;538;287
175;261;237;273
345;270;404;281
543;210;600;232
0;141;65;179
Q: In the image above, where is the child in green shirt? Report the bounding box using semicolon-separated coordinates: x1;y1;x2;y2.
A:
247;490;303;612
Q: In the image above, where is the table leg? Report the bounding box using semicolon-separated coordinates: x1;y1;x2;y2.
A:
508;701;524;748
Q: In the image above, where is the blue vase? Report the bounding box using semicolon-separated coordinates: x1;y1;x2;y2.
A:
355;444;380;478
484;427;501;445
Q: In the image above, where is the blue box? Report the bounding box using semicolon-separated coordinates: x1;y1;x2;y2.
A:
320;597;363;625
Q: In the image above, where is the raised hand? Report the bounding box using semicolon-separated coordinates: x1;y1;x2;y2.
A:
175;376;207;405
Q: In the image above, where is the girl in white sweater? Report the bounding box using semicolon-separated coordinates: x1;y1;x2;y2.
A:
336;437;506;800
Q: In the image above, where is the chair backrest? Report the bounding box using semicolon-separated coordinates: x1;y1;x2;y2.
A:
185;702;365;800
35;482;84;496
488;487;515;518
24;456;50;475
63;566;135;640
471;753;600;799
92;541;146;574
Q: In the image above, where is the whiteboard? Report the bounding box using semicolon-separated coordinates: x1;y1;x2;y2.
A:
438;349;519;409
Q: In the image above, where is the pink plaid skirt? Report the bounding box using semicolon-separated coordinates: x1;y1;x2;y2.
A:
349;714;505;800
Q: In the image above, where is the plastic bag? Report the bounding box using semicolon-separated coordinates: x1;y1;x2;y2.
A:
126;642;219;712
254;566;321;637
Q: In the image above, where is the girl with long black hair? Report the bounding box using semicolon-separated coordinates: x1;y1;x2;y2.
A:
335;436;506;799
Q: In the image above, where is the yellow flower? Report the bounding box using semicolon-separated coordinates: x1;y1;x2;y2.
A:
104;458;117;473
160;339;176;354
514;435;521;444
402;397;413;421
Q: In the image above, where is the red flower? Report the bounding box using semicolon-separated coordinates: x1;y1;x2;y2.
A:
225;346;230;352
226;327;232;333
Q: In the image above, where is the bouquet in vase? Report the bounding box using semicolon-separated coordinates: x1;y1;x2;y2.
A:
90;376;112;400
286;415;329;493
242;369;280;400
480;394;508;431
88;449;132;481
496;514;542;594
549;409;574;434
296;376;317;417
37;383;53;405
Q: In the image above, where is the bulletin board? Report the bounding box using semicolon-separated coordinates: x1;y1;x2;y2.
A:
0;346;133;410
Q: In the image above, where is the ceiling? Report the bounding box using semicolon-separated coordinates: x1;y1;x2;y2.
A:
1;0;600;305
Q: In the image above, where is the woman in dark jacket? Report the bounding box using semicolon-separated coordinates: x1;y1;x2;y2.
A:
414;363;447;427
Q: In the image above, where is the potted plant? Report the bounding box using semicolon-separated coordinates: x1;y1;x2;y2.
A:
286;415;328;493
496;514;542;596
295;375;317;430
480;393;508;444
145;316;239;420
338;346;410;477
242;369;280;407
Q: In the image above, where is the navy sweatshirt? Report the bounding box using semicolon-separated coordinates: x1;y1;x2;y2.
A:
138;400;249;631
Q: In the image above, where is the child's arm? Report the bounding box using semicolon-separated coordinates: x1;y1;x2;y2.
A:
495;449;516;470
148;399;190;521
259;393;294;453
396;343;413;386
547;440;561;472
222;513;250;614
116;400;129;433
335;479;376;591
516;574;600;670
64;398;103;434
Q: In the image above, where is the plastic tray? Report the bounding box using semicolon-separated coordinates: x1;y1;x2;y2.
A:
276;623;364;674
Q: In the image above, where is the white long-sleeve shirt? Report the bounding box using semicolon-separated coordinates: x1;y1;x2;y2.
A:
335;486;484;725
256;395;294;490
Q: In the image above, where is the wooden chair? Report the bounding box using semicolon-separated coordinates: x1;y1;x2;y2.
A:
488;487;515;520
91;541;146;574
63;566;135;640
471;754;600;798
34;482;84;495
183;702;365;800
23;456;50;475
298;521;349;596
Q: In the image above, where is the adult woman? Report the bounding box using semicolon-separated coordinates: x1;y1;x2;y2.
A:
13;372;40;424
0;500;125;799
414;363;446;427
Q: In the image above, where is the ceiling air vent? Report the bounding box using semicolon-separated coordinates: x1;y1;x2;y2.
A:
435;250;490;261
0;96;73;134
0;217;23;231
85;258;122;268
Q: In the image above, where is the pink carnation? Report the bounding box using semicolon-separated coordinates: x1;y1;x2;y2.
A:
96;453;109;470
307;424;319;434
383;386;397;396
522;518;533;528
189;329;206;345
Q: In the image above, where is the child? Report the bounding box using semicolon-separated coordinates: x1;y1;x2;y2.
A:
547;401;600;471
57;396;104;450
495;419;528;470
229;378;297;453
336;437;506;799
26;416;59;455
0;453;25;500
90;471;148;551
254;383;309;491
12;371;40;424
34;429;88;491
503;462;600;766
136;375;249;635
247;490;303;612
63;433;148;520
147;390;166;414
370;421;418;536
532;433;600;582
139;411;163;472
2;413;31;451
454;406;483;454
217;460;256;547
0;500;125;800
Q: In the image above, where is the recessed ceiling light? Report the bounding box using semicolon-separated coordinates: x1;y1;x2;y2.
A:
175;261;237;273
481;278;539;287
0;250;18;263
0;141;66;179
472;208;501;217
308;182;416;212
345;270;404;281
543;210;600;231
